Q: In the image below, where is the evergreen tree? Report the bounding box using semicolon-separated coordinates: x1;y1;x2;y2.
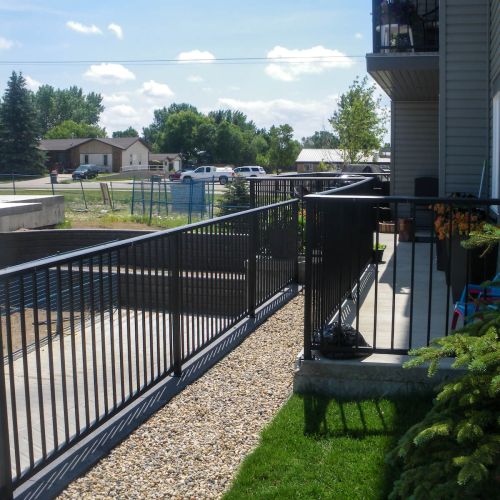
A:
387;295;500;498
218;178;250;215
0;72;45;175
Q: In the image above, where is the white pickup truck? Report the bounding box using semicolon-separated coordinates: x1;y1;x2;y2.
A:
180;166;234;185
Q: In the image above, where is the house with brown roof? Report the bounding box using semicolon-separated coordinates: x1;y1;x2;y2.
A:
39;137;151;173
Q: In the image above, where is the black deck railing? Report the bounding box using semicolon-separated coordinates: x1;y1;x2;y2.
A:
304;195;500;360
0;199;298;497
372;0;439;53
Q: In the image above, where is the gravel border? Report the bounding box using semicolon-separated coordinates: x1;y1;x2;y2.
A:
59;294;304;499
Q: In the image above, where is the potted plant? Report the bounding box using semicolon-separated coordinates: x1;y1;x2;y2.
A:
432;202;497;301
373;243;387;263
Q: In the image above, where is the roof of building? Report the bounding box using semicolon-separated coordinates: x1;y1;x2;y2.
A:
39;137;150;151
150;153;182;162
296;148;390;164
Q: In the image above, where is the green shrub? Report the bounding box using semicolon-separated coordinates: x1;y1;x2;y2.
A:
387;307;500;499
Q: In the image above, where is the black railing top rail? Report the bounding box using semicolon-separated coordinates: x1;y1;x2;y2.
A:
0;199;298;280
305;177;374;197
304;194;500;205
248;172;390;180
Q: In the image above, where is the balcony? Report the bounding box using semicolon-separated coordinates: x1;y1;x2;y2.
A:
367;0;439;100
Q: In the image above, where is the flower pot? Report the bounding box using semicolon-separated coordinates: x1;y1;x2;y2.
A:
435;238;448;272
398;218;414;242
449;235;498;302
372;249;385;264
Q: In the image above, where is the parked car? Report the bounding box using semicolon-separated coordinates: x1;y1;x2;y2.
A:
233;166;266;177
180;166;234;185
169;167;195;182
72;164;100;180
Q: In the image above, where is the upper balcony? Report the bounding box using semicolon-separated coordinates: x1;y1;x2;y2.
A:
367;0;440;100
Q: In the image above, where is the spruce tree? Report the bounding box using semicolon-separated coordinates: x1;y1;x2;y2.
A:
0;71;45;175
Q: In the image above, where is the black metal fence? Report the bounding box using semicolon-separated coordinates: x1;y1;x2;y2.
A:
372;0;439;53
0;199;298;497
304;194;500;360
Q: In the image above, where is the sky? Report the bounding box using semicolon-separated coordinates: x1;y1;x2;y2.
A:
0;0;387;139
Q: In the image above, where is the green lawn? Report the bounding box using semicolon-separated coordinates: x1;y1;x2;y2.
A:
224;394;432;500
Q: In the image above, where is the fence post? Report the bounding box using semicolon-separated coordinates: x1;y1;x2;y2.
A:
170;233;182;376
249;179;255;208
303;198;313;360
293;201;299;283
11;173;15;195
0;323;13;499
247;210;257;317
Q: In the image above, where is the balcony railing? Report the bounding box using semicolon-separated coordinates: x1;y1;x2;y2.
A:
372;0;439;53
0;200;298;497
304;193;500;360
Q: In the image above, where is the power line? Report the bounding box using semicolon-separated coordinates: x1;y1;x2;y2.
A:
0;54;367;66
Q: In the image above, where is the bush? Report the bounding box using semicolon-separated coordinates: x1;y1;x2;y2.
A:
217;177;250;216
387;305;500;499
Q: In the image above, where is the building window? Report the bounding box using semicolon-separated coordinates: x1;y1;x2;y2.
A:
84;154;89;164
130;153;133;165
103;154;108;166
493;93;500;211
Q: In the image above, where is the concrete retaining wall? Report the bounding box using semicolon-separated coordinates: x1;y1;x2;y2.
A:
294;353;464;398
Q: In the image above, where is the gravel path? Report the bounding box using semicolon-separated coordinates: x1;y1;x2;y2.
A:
59;293;304;499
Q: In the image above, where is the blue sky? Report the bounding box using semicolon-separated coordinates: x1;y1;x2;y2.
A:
0;0;386;138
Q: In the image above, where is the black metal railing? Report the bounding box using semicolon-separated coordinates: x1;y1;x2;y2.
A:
0;199;298;497
372;0;439;53
304;195;500;360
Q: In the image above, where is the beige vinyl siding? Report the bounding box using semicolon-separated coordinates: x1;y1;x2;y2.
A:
392;101;439;196
440;0;490;195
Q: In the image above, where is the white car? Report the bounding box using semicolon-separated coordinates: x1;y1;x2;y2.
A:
233;166;266;177
180;165;234;184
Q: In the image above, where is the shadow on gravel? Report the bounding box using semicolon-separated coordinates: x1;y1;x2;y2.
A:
15;285;300;500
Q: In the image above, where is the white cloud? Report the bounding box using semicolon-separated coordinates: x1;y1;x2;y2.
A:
66;21;102;35
25;75;41;90
83;63;136;84
228;85;241;91
140;80;174;99
355;33;363;39
0;36;14;50
217;95;339;138
100;103;153;133
102;93;130;104
108;23;123;39
177;49;215;64
187;75;204;83
265;45;354;81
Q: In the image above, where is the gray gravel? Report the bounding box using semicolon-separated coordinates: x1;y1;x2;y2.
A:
59;293;304;499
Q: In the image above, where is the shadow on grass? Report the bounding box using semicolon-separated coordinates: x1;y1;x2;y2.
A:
303;394;432;497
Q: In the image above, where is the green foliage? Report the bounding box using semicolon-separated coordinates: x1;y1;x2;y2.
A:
329;76;387;164
33;85;103;136
112;127;139;138
461;224;500;257
0;71;45;175
143;102;297;167
263;124;301;170
387;305;500;499
217;178;250;216
301;130;340;149
45;119;106;139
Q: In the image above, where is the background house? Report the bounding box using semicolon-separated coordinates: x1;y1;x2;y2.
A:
149;153;183;171
40;137;151;173
367;0;499;198
295;148;390;173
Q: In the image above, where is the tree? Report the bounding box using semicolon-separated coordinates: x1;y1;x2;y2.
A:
217;177;250;215
45;120;106;139
264;124;300;170
33;85;104;136
113;127;139;138
329;76;387;164
301;130;340;149
0;71;45;175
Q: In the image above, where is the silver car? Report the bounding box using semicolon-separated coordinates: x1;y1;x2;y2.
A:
233;166;266;177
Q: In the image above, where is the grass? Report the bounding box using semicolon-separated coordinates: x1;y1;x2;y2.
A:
224;394;432;500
